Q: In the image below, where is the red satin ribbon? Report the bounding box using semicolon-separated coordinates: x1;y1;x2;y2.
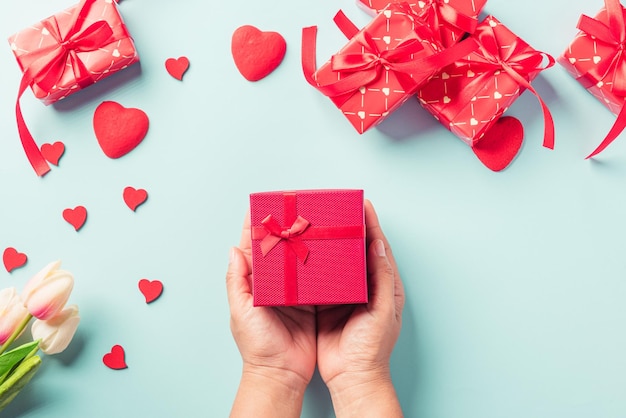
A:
302;10;479;107
447;22;555;149
575;0;626;158
251;192;365;305
421;0;478;36
15;0;115;176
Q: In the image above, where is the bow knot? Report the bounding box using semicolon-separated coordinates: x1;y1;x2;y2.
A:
260;215;311;262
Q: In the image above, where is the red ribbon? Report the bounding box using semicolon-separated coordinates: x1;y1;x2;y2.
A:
302;9;479;107
420;0;478;38
446;20;555;149
251;192;365;305
575;0;626;158
15;0;115;176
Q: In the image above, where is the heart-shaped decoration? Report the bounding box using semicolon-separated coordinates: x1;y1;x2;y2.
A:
441;72;450;80
470;118;479;126
112;48;120;58
382;87;390;96
569;57;576;64
63;206;87;231
123;186;148;211
40;141;65;166
593;56;601;64
231;25;286;81
103;345;127;370
467;70;475;77
418;1;426;8
3;247;27;273
93;101;149;159
443;96;451;104
358;111;366;119
138;279;163;303
489;19;498;27
383;10;392;18
165;56;190;81
472;116;524;172
494;91;503;99
382;36;391;44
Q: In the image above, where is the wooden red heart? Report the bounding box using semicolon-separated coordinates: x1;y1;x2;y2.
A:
138;279;163;303
123;186;148;211
472;116;524;172
231;25;286;81
103;345;127;370
165;56;190;80
40;141;65;166
63;206;87;231
3;247;27;273
93;101;149;159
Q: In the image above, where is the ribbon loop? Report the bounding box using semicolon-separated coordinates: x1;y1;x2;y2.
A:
260;215;311;262
424;0;478;36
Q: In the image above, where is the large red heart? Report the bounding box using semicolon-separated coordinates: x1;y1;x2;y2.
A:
93;101;149;159
138;279;163;304
103;345;127;370
231;25;286;81
123;186;148;211
63;206;88;231
40;141;65;166
3;247;27;273
472;116;524;172
165;56;190;80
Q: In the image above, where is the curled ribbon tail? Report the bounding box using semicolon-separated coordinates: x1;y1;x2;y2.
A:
586;103;626;158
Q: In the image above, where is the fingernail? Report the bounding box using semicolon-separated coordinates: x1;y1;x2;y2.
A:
374;239;386;257
229;247;236;264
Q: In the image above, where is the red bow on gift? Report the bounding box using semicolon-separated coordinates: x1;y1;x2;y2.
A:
259;215;311;262
419;0;478;37
16;0;115;176
576;0;626;158
453;19;555;150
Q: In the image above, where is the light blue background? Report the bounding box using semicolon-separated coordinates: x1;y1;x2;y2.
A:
1;0;625;417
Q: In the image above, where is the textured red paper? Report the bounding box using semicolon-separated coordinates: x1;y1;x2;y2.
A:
103;345;127;369
231;25;286;81
165;56;190;81
123;186;148;211
93;101;149;158
3;247;28;273
63;206;87;231
472;116;524;171
418;16;549;145
306;4;444;134
357;0;487;47
40;141;65;166
138;279;163;303
8;0;139;105
250;190;366;306
558;5;625;116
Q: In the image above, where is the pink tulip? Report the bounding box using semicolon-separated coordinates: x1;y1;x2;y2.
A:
21;260;74;320
0;287;29;345
31;305;80;355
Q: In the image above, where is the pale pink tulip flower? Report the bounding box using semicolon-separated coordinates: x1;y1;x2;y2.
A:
0;287;29;345
31;304;80;355
21;260;74;320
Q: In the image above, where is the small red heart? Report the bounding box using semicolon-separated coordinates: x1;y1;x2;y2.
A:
231;25;286;81
3;247;27;273
123;186;148;211
103;345;127;370
40;141;65;166
93;101;149;159
472;116;524;172
138;279;163;304
63;206;87;231
165;56;190;80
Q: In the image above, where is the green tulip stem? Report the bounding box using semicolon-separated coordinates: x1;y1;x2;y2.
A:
0;314;33;356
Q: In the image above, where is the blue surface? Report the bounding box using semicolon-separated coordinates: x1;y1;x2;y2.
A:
1;0;625;417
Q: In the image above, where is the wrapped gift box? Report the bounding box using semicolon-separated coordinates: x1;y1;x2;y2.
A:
558;0;626;157
357;0;487;47
8;0;138;105
302;3;477;134
250;190;367;306
418;16;554;146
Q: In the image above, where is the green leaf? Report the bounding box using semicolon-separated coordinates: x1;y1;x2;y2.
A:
0;341;40;380
0;355;42;412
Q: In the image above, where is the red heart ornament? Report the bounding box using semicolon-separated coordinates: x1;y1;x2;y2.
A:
3;247;27;273
123;187;148;211
138;279;163;304
93;101;149;159
103;345;127;370
472;117;524;172
165;56;190;80
231;25;286;81
63;206;87;231
40;141;65;166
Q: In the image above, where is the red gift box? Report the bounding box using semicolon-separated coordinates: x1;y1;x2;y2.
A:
8;0;138;176
417;16;555;148
250;190;367;306
302;3;479;134
357;0;487;47
558;0;626;158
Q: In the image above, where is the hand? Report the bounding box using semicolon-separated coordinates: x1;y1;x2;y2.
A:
226;211;316;418
316;200;405;417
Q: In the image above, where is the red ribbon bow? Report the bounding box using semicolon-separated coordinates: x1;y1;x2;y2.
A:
420;0;478;37
260;215;311;262
16;0;115;176
453;19;555;149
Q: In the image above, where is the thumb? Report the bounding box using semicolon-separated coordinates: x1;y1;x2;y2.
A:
226;247;252;310
366;239;395;312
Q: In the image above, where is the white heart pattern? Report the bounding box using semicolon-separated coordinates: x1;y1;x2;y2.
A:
358;111;366;119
